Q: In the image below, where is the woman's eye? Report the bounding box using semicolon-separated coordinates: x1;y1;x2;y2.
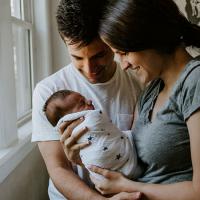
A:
122;52;128;56
118;52;128;56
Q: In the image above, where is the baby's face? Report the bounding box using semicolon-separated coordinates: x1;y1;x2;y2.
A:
63;92;95;114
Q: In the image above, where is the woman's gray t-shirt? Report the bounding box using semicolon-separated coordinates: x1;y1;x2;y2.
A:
133;56;200;183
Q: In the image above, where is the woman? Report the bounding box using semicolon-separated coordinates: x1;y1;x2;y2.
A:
61;0;200;199
87;0;200;199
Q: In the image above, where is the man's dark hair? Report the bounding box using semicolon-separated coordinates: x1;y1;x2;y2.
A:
43;90;73;126
56;0;108;48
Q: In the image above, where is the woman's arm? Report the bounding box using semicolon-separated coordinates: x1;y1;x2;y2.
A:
91;110;200;200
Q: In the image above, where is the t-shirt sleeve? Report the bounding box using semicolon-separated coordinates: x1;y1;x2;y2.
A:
31;83;60;142
181;68;200;121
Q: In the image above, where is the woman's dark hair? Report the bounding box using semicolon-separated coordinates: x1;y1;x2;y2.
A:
56;0;108;48
100;0;200;53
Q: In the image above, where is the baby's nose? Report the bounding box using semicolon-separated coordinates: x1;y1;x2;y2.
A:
86;100;93;105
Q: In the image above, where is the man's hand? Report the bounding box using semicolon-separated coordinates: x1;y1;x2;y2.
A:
59;117;90;165
108;192;142;200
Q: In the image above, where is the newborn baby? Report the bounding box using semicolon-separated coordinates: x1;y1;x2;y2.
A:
43;90;140;180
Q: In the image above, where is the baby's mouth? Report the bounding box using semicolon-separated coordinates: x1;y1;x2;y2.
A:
87;104;95;110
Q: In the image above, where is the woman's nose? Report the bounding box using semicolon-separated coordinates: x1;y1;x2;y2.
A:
121;60;132;70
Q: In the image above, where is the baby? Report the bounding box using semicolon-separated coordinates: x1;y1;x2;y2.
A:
43;90;140;180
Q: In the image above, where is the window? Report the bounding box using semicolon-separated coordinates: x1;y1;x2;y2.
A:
0;0;52;181
0;0;52;149
0;0;35;149
10;0;33;123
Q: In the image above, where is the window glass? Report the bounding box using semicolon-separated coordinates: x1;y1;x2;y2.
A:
10;0;22;19
10;0;33;121
12;24;32;119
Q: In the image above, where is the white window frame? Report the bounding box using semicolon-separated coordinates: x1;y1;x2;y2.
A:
11;0;35;126
0;0;52;183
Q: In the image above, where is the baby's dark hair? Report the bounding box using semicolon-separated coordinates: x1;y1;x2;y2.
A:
43;90;73;126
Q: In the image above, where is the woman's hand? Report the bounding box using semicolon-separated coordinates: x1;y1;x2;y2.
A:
59;117;90;165
89;166;129;195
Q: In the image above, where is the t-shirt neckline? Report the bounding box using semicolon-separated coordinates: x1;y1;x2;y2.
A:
71;63;119;86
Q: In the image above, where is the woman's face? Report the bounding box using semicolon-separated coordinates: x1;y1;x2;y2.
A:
112;48;165;84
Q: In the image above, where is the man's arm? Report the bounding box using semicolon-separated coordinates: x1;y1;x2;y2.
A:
38;140;104;200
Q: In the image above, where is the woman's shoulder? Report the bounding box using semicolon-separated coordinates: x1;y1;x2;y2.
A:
175;56;200;120
179;56;200;89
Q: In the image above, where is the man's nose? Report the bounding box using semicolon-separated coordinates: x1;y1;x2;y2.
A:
84;60;96;74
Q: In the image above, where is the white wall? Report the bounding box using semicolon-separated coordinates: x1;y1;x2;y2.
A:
50;0;71;72
0;146;49;200
174;0;200;57
33;0;53;84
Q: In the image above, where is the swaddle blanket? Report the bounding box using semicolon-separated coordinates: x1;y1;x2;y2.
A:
57;109;138;180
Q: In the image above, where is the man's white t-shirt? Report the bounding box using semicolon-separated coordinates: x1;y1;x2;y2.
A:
32;62;141;200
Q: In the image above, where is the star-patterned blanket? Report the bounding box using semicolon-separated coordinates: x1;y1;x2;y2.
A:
57;109;139;180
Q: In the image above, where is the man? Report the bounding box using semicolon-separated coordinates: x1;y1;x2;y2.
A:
32;0;142;199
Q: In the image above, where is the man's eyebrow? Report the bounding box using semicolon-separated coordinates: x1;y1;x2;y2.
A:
91;50;106;59
71;50;106;60
71;54;83;59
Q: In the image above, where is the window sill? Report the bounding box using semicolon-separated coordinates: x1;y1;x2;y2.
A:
0;120;36;183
